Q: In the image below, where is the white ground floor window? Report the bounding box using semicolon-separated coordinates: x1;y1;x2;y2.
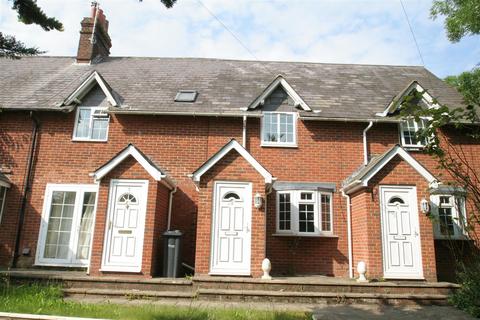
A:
276;190;333;236
36;184;98;267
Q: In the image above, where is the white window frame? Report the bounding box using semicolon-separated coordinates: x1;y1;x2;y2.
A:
261;112;297;147
275;190;333;236
35;184;99;267
399;118;428;149
72;106;110;142
0;186;7;223
431;194;467;239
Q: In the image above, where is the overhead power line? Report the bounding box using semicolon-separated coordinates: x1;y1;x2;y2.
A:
399;0;426;66
196;0;260;62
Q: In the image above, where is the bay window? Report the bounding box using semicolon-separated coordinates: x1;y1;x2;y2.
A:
431;194;467;239
276;190;333;235
36;184;98;266
261;112;296;147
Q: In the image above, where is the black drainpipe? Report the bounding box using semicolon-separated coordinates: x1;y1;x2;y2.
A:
11;111;40;268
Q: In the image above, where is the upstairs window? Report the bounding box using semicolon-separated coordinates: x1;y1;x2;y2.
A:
400;118;428;148
261;112;296;147
73;107;109;141
276;190;333;236
431;194;467;239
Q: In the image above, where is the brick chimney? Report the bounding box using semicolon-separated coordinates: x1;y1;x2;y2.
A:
76;2;112;64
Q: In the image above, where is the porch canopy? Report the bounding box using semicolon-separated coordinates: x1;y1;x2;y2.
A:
342;144;438;194
90;143;175;189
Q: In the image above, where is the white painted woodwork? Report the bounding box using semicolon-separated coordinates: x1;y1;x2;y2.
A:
210;182;252;275
101;180;148;272
380;186;423;279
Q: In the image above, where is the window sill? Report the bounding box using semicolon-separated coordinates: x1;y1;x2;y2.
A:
261;143;298;148
272;233;338;238
72;138;108;143
402;145;425;151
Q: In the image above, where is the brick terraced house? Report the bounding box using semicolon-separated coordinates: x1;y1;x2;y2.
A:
0;7;477;283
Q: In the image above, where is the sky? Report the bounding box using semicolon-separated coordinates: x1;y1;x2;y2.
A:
0;0;479;78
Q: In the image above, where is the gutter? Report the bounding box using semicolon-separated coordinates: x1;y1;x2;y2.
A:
12;112;40;267
342;191;354;279
363;121;373;165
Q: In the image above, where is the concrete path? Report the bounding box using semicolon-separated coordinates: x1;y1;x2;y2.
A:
67;296;474;319
312;304;475;320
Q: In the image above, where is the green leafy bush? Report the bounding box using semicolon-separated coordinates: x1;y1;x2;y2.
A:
450;261;480;318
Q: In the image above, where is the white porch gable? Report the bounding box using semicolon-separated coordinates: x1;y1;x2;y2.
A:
343;144;438;194
91;144;174;188
191;139;274;184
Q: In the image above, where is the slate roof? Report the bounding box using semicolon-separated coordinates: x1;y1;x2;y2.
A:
0;56;464;120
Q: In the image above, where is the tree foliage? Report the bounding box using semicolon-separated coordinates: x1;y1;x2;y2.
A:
445;68;480;107
1;0;177;59
10;0;63;31
0;32;43;59
1;0;63;59
140;0;177;8
431;0;480;42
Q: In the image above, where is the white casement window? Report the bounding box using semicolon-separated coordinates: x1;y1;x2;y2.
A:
73;106;109;141
400;118;428;148
431;194;467;239
36;184;98;267
0;186;7;223
276;190;333;236
261;112;297;147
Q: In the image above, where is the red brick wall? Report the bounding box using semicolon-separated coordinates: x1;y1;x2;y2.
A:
0;112;33;266
194;149;266;277
0;109;478;281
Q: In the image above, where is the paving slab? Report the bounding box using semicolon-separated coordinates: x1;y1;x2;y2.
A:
312;304;475;320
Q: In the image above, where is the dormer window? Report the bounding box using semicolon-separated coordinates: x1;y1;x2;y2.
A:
400;118;428;148
261;112;297;147
73;106;109;142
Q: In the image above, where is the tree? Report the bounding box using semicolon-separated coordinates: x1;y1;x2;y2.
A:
1;0;63;59
445;68;480;107
431;0;480;42
1;0;177;59
400;87;480;317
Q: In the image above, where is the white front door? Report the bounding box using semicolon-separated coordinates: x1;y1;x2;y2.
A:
210;182;252;275
380;186;423;279
102;179;148;272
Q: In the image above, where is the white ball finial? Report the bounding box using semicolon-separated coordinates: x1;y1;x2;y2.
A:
261;258;272;280
357;261;368;282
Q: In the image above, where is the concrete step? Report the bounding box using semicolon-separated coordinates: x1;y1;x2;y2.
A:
193;276;458;295
63;288;196;300
8;272;193;292
197;288;450;305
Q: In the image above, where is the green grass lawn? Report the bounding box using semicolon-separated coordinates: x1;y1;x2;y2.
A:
0;282;310;320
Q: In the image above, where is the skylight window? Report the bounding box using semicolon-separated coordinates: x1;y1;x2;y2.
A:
175;90;198;102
